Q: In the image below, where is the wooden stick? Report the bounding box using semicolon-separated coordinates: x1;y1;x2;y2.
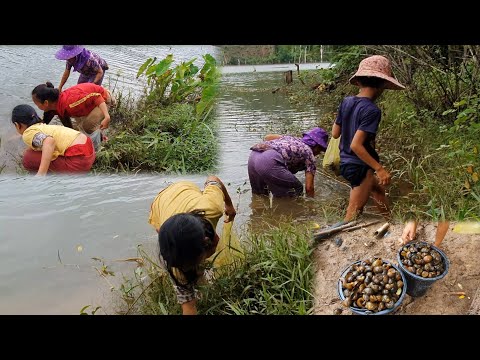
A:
313;220;359;240
448;292;466;296
344;219;383;232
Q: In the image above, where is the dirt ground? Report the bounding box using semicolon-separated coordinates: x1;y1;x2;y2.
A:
313;220;480;315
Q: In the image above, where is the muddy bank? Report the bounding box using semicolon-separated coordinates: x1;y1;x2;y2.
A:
314;221;480;315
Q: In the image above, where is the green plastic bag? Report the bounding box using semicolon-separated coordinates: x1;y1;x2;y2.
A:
322;136;341;175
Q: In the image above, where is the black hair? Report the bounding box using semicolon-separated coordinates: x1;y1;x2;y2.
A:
11;104;42;127
32;82;60;103
354;76;386;89
158;210;215;288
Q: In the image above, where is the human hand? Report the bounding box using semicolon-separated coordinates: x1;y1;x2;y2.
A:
401;220;417;244
35;171;47;177
224;204;236;223
100;117;110;130
375;166;391;186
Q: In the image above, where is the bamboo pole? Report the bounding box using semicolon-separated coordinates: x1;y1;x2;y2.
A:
373;222;390;238
313;220;359;240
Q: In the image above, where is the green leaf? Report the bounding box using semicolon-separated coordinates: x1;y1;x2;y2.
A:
137;57;156;78
155;55;174;76
442;108;457;116
80;305;91;314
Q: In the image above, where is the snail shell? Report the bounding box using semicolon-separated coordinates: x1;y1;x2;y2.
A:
372;259;383;268
363;287;373;296
342;298;352;307
356;298;366;307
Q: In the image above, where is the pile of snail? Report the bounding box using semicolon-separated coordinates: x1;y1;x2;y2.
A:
340;258;404;313
399;242;445;278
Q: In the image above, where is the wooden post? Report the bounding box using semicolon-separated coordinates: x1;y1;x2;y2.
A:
284;70;293;84
294;64;305;85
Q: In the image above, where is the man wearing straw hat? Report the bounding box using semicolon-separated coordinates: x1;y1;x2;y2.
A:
331;55;405;222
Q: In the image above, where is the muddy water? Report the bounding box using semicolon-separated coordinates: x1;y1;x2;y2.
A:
0;52;347;314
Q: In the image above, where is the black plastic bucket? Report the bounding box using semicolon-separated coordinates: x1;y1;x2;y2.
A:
337;259;407;315
397;241;449;297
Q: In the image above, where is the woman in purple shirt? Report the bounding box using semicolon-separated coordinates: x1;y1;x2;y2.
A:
248;127;328;197
331;55;405;222
55;45;109;92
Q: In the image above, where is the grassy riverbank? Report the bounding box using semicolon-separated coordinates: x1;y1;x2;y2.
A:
282;50;480;222
108;222;314;315
92;54;220;174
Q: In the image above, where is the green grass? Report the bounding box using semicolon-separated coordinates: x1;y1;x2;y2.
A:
92;99;218;174
112;223;315;315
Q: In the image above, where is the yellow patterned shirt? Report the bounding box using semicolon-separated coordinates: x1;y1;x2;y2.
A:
22;124;80;161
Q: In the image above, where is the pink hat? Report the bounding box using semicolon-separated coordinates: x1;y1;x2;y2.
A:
349;55;405;90
55;45;84;60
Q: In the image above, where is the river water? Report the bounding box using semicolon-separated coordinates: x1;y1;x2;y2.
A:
0;46;346;314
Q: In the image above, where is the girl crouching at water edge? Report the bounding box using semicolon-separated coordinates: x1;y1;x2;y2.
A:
148;176;237;315
11;104;95;176
31;82;113;152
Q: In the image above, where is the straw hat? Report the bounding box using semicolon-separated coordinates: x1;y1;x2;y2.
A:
349;55;405;90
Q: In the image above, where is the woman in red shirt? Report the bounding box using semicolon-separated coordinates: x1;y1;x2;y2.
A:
31;81;113;151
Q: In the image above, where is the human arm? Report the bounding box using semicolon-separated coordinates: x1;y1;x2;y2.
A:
181;300;197;315
332;123;341;139
205;175;236;222
42;111;56;125
264;134;282;141
305;171;315;197
401;220;418;244
35;136;56;176
98;102;111;130
350;130;391;186
93;67;104;85
58;69;70;93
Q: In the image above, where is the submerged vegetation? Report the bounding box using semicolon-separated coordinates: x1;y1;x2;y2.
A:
284;45;480;221
93;54;220;173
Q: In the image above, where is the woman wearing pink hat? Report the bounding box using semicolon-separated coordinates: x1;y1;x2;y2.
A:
248;127;328;198
331;55;405;222
55;45;109;92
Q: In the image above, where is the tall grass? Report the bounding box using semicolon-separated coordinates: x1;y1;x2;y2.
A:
113;223;315;315
93;103;218;173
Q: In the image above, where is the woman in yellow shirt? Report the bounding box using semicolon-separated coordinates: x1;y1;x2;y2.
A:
149;175;236;315
11;104;95;176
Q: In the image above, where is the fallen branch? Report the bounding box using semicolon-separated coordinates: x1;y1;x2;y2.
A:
345;219;383;232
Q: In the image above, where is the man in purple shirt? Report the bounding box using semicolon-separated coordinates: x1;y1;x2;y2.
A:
331;55;405;222
248;127;328;197
55;45;109;92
